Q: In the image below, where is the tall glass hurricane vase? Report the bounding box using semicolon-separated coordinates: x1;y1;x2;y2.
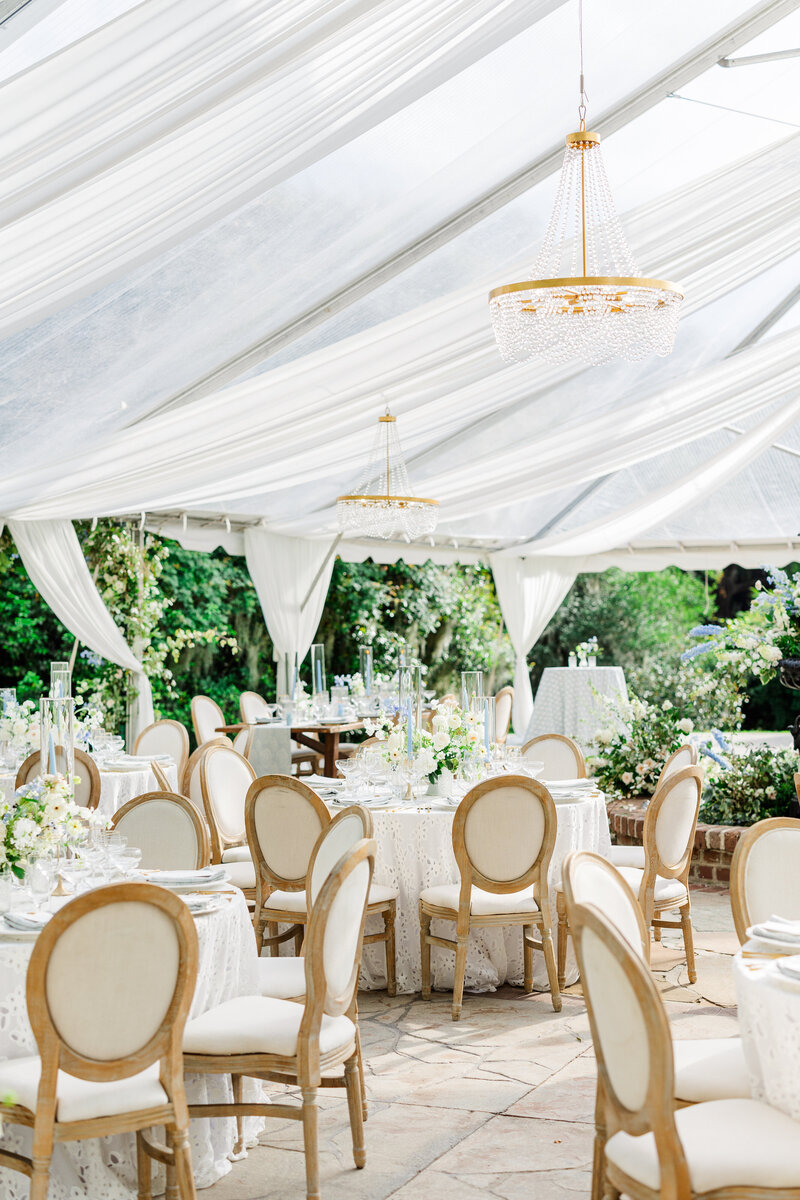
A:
50;661;72;698
40;697;75;783
461;671;484;712
310;644;327;699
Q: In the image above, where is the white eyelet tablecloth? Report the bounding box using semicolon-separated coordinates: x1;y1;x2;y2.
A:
353;791;610;995
0;763;179;819
525;666;628;748
0;886;262;1199
732;948;800;1119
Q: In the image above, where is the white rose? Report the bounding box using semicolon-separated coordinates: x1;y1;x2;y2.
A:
661;700;672;711
677;718;694;735
596;729;614;746
432;731;449;751
621;772;634;785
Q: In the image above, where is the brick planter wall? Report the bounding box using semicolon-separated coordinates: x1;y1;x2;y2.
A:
607;798;745;886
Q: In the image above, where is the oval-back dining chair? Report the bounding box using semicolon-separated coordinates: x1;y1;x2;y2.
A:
112;791;210;870
15;747;101;810
521;733;586;779
133;718;190;780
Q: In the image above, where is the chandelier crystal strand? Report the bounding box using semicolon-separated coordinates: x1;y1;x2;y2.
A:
489;1;683;366
336;410;439;540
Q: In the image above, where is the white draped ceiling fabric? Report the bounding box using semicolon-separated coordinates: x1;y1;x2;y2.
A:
1;0;800;714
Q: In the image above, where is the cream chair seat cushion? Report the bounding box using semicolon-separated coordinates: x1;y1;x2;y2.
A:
672;1038;750;1102
607;845;646;869
0;1057;166;1123
225;859;256;889
255;955;306;999
264;882;397;915
420;883;538;917
606;1098;800;1192
616;865;687;905
222;845;252;863
183;995;355;1057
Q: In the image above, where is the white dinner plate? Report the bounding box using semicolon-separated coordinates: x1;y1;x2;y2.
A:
142;870;230;893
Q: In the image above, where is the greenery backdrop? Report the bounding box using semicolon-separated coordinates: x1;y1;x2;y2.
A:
0;523;796;737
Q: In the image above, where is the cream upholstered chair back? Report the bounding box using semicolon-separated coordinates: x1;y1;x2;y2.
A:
521;734;586;779
494;686;513;743
191;694;226;746
133;719;190;779
245;774;331;891
655;742;697;791
27;882;198;1078
301;838;376;1025
570;902;688;1190
643;765;702;880
199;743;256;861
453;776;556;896
182;738;227;813
562;850;647;957
16;747;101;809
730;817;800;943
112;792;210;870
308;806;373;906
239;691;272;723
232;726;253;758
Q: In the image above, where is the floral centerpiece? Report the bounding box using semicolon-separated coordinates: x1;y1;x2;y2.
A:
364;701;484;787
699;738;798;827
0;774;85;878
589;693;694;800
0;699;39;757
683;567;799;686
575;636;602;665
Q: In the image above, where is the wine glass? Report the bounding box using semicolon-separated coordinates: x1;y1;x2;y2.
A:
27;857;55;913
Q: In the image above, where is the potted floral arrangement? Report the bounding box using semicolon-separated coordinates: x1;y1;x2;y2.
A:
589;692;693;800
698;738;799;826
0;698;39;763
575;637;602;668
0;773;85;879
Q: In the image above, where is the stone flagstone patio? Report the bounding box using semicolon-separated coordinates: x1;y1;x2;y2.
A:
207;886;739;1200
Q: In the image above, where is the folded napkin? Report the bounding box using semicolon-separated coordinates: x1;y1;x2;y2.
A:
148;866;227;886
752;917;800;943
306;775;344;788
545;777;594;790
182;894;218;913
4;911;50;931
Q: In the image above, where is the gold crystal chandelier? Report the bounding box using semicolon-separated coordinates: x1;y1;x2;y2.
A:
337;409;439;540
489;1;683;367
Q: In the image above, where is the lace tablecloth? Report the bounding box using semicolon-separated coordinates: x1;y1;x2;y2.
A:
358;792;611;994
525;666;628;748
0;887;261;1198
733;950;800;1119
0;764;179;818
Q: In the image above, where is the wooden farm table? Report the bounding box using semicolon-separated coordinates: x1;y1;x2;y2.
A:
291;720;364;777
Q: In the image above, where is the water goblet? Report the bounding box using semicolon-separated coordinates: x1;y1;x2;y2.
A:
27;858;55;912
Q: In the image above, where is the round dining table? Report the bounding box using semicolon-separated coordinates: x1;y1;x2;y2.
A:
525;665;628;748
348;788;611;994
0;761;180;819
0;885;262;1200
732;948;800;1120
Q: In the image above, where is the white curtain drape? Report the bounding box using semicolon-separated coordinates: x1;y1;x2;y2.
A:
8;519;154;738
244;530;337;688
514;397;800;557
489;555;583;734
0;0;560;335
0;132;795;525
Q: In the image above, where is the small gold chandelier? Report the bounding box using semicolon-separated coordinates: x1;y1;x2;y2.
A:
337;409;439;540
489;1;683;367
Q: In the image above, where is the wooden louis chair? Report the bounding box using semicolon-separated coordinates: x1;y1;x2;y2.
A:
494;686;514;744
0;882;198;1200
419;775;560;1020
133;719;190;782
112;791;210;870
190;695;228;747
521;733;586;779
730;815;800;944
608;744;698;870
16;747;101;810
570;899;800;1200
557;765;703;986
198;744;257;901
183;838;377;1200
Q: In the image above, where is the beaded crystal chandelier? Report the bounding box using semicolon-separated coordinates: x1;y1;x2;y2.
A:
489;2;683;367
337;409;439;540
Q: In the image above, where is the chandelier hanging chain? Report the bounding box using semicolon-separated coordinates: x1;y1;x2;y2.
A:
487;0;683;366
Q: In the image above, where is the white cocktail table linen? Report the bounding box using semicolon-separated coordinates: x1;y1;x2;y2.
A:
0;887;262;1198
0;763;179;818
526;666;628;748
733;950;800;1120
354;791;610;994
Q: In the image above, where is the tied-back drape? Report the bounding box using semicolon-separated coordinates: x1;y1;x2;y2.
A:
490;554;583;734
8;519;154;738
244;529;337;690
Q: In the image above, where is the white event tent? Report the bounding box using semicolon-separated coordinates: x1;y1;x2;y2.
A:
1;0;799;734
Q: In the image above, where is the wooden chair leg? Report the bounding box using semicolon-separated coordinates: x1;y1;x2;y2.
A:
294;925;304;955
680;901;697;984
344;1054;366;1169
523;924;533;993
170;1126;197;1200
653;924;662;942
557;895;569;991
641;899;654;965
301;1087;320;1200
541;921;562;1012
232;1074;245;1155
452;935;468;1022
165;1158;179;1200
30;1157;52;1200
136;1131;153;1200
419;905;432;1000
384;904;397;997
591;1129;606;1200
355;1023;368;1122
